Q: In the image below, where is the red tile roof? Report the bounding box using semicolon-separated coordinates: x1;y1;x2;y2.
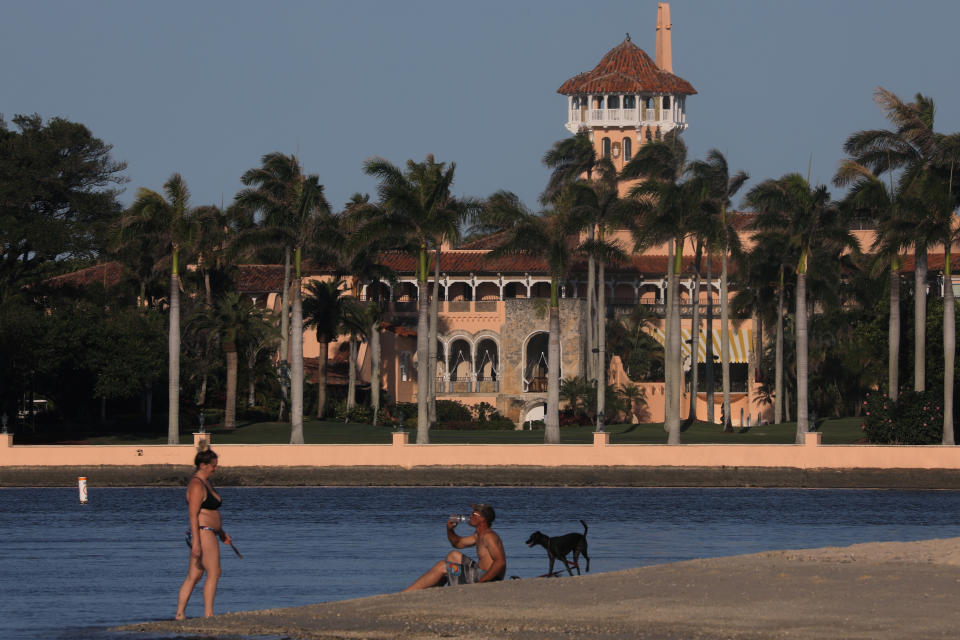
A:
236;265;285;293
45;261;126;288
558;38;696;96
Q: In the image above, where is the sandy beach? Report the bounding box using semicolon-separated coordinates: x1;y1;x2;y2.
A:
119;537;960;639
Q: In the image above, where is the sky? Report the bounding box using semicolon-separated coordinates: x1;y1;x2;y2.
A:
3;0;960;214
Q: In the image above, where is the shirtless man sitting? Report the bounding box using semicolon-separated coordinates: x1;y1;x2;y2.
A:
403;503;506;590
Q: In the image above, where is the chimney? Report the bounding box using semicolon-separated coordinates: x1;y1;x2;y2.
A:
655;2;673;73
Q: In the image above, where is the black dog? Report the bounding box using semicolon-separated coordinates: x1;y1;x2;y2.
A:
525;520;590;576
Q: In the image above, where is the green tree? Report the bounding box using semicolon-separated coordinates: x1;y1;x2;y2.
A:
623;131;704;443
688;150;748;430
303;279;347;419
480;190;586;442
363;155;469;443
0;114;126;302
746;174;858;442
543;131;604;380
125;174;196;444
237;153;333;444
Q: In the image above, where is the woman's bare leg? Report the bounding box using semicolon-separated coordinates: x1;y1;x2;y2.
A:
199;529;222;617
176;553;205;619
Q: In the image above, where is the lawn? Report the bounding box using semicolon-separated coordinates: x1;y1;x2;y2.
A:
68;416;867;446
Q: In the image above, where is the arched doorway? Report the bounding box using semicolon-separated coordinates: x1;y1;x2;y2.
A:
448;338;473;392
475;337;500;393
524;332;552;392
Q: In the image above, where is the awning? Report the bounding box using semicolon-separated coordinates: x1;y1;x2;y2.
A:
648;327;752;364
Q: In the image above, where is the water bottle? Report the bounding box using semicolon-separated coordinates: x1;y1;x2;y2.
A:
448;514;468;525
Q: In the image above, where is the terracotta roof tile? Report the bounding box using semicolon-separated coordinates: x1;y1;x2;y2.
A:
558;38;696;96
45;261;126;288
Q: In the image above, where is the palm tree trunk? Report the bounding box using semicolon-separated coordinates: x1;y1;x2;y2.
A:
416;247;430;443
168;268;180;444
289;273;304;445
889;262;900;401
705;247;715;424
347;336;357;411
943;247;955;445
596;259;606;429
224;348;237;429
316;336;328;418
586;226;596;381
428;250;440;426
689;269;701;422
775;267;785;425
668;238;683;444
664;242;674;432
248;350;257;408
545;276;561;443
795;268;808;443
721;250;732;432
915;249;928;392
278;248;292;421
371;319;381;425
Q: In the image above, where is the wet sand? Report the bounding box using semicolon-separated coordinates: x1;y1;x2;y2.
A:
119;537;960;639
6;464;960;489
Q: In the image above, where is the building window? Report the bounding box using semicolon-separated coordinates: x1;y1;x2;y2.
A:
645;97;653;109
624;95;636;109
663;96;671;109
602;137;611;158
400;352;410;382
607;95;620;109
623;137;632;162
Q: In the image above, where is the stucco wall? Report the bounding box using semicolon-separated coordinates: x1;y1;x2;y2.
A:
3;433;960;471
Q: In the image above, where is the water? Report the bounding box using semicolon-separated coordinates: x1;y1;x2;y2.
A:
3;486;960;639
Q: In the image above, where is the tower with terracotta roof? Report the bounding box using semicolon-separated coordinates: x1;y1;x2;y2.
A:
557;2;695;173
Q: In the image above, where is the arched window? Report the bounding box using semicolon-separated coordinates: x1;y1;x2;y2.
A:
607;95;620;109
623;137;632;162
602;137;611;158
663;96;671;109
624;95;636;109
644;97;653;109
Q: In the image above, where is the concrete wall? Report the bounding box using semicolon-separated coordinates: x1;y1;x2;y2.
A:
3;432;960;471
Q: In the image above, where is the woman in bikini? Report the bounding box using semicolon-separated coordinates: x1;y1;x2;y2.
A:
176;444;232;619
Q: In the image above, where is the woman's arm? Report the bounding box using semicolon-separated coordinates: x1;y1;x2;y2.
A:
186;479;204;558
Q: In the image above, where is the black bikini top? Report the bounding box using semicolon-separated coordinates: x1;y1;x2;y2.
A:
195;477;222;510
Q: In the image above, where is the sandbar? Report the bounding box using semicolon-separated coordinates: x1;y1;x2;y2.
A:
118;537;960;639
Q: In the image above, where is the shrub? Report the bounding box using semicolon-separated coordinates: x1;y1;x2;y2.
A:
435;418;515;431
239;405;274;423
861;389;943;444
436;400;472;422
332;400;373;424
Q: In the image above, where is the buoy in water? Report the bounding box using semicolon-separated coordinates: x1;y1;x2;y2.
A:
78;476;88;504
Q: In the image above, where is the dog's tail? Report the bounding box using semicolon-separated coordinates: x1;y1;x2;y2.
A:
580;519;588;535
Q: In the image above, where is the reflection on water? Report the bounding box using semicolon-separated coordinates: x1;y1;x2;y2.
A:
2;486;960;639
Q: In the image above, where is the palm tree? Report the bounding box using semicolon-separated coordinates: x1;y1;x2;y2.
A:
834;159;902;401
623;131;703;443
363;155;469;443
543;131;603;381
124;173;195;444
192;292;272;429
303;279;347;419
568;168;635;429
237;153;332;444
843;88;948;394
746;174;857;442
480;189;585;443
689;151;748;430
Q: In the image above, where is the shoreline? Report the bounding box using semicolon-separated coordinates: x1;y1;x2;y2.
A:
118;537;960;639
4;465;960;489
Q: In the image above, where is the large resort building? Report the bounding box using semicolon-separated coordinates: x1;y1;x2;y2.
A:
240;2;762;427
50;3;953;428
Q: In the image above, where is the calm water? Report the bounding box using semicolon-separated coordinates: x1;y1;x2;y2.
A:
3;486;960;639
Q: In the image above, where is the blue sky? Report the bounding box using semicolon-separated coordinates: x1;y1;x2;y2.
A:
3;0;959;213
